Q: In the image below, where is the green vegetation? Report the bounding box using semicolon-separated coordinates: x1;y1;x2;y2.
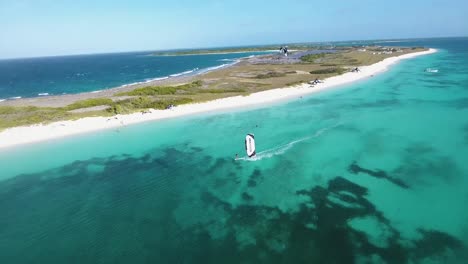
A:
255;72;286;79
115;81;203;96
300;53;326;63
198;88;245;94
115;81;247;96
64;98;114;110
0;79;251;129
108;97;193;114
0;94;195;129
309;68;345;75
0;105;109;130
0;96;194;129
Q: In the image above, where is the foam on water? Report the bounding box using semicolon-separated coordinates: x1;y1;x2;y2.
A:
425;68;439;73
169;68;199;77
197;63;232;74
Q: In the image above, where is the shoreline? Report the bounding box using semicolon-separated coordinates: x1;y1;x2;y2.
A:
0;48;437;149
0;57;245;105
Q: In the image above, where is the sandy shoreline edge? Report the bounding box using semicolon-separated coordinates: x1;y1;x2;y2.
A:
0;48;437;149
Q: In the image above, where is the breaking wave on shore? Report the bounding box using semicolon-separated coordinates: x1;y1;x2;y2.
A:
0;51;270;99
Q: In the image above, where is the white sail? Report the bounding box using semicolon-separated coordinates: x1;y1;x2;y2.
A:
245;134;256;157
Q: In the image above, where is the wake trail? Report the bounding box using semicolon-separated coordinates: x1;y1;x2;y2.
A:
238;122;341;162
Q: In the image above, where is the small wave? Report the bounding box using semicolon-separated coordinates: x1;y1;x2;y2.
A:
118;75;171;88
425;68;438;73
169;68;198;77
90;90;102;93
10;96;21;99
118;76;170;88
197;63;232;74
152;76;169;81
239;123;340;161
38;93;49;96
219;58;235;62
127;81;144;86
0;99;5;102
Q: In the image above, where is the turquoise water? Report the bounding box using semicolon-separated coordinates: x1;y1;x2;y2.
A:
1;38;468;263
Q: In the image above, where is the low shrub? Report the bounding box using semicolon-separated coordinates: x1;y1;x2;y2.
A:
116;81;203;96
301;53;326;63
309;68;345;75
65;98;113;110
255;72;286;79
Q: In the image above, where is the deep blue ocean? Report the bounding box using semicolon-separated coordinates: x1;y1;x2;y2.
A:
0;51;270;100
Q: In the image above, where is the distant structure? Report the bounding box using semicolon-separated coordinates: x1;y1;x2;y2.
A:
279;46;289;57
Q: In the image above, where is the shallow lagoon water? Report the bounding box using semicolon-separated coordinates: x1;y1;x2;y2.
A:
1;38;468;263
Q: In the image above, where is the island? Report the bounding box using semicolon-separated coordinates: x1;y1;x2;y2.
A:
0;45;435;148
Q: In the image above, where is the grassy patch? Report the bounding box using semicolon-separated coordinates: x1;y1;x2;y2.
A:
255;72;286;79
115;81;203;96
198;88;246;94
0;106;69;130
309;68;345;75
301;53;326;63
0;96;195;129
0;106;20;115
107;97;193;114
64;98;114;110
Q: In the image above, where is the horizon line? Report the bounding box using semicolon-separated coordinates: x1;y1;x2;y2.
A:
1;35;466;61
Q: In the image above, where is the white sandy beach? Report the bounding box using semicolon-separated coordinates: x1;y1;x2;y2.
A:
0;48;437;149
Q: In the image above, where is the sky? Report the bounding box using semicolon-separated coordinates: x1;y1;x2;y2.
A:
0;0;467;59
